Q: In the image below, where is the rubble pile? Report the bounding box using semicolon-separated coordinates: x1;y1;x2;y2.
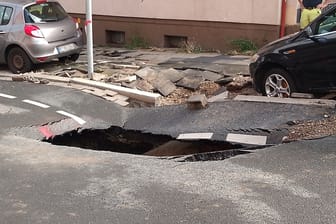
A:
28;47;256;106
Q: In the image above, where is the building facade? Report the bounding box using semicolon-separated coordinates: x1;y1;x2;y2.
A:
58;0;305;51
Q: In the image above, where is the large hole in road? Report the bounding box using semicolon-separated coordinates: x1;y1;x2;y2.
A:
45;126;252;161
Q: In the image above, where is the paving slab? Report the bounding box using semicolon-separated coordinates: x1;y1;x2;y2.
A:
151;78;176;96
202;70;223;81
176;75;204;90
158;68;183;83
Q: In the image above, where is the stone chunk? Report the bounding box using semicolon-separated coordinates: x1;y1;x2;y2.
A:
152;78;176;96
202;71;223;81
177;75;203;90
158;68;183;83
135;67;157;82
208;91;229;102
187;94;208;109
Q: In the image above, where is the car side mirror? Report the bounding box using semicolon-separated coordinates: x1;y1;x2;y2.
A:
309;36;328;43
305;26;314;37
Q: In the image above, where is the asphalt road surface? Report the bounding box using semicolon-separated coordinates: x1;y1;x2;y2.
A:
0;134;336;223
1;80;336;223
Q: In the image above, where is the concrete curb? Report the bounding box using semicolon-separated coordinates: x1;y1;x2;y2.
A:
0;74;161;105
234;95;336;108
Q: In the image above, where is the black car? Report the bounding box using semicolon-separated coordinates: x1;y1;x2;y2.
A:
250;5;336;97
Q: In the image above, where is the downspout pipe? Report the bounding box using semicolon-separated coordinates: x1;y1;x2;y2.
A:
280;0;287;37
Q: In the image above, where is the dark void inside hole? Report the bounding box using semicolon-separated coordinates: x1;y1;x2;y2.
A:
45;126;245;157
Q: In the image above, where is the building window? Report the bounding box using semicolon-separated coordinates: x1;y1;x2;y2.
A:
106;30;125;45
164;35;187;48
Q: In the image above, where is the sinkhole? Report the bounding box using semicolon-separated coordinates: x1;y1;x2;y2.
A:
45;126;252;161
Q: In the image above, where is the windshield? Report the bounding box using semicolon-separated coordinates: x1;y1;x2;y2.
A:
24;2;68;23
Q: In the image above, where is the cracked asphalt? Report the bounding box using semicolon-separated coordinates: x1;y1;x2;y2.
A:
1;50;336;223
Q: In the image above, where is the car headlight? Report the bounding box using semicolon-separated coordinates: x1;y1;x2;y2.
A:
250;53;260;64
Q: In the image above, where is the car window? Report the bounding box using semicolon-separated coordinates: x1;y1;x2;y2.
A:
0;6;13;26
317;12;336;34
24;2;67;23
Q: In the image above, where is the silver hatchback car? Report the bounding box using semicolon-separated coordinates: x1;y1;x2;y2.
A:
0;0;83;73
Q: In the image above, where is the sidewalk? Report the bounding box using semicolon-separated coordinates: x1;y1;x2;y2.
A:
0;47;252;107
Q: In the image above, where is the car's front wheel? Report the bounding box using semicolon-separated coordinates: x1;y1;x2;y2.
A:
7;47;33;74
262;68;295;97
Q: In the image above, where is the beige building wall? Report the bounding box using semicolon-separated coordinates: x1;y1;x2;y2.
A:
59;0;282;25
58;0;304;50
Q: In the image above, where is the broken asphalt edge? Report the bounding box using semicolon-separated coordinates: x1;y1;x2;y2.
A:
0;73;161;105
234;95;336;108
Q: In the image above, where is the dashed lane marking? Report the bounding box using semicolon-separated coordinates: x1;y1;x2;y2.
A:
0;93;17;99
56;110;86;125
226;133;267;145
22;99;50;109
177;133;214;140
1;92;86;126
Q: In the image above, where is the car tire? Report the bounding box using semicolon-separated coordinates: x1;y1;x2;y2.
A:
69;53;80;62
262;68;295;97
7;47;33;74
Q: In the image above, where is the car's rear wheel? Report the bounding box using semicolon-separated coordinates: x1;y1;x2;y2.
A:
262;68;295;97
7;47;33;74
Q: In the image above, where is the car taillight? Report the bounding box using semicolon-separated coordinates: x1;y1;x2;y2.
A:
24;25;44;38
36;0;47;3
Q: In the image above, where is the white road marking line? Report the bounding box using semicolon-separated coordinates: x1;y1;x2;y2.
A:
226;133;267;145
56;110;86;125
177;133;213;140
0;93;17;99
22;99;50;109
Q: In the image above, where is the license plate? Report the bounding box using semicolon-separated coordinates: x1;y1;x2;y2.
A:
57;43;77;53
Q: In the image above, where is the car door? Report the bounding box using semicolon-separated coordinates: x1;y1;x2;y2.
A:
0;5;13;62
290;10;336;91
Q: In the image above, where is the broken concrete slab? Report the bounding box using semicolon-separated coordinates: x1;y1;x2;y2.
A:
115;99;130;107
226;76;252;91
135;79;155;92
187;94;208;109
135;67;158;82
176;74;204;90
104;90;118;97
158;68;183;83
202;71;223;81
215;77;234;85
234;95;336;108
152;78;176;96
208;91;229;103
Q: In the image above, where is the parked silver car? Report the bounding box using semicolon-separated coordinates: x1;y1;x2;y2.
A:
0;0;83;73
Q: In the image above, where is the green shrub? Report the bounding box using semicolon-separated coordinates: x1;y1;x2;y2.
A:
126;36;149;49
230;39;257;53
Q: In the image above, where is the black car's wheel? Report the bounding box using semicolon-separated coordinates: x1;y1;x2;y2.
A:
262;68;295;97
7;47;33;74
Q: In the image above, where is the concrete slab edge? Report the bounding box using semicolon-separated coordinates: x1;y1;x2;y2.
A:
0;74;161;105
71;78;161;104
234;95;336;108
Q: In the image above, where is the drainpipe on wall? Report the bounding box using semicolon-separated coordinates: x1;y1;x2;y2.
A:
280;0;287;37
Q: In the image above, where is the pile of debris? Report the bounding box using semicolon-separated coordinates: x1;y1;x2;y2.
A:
13;48;256;107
